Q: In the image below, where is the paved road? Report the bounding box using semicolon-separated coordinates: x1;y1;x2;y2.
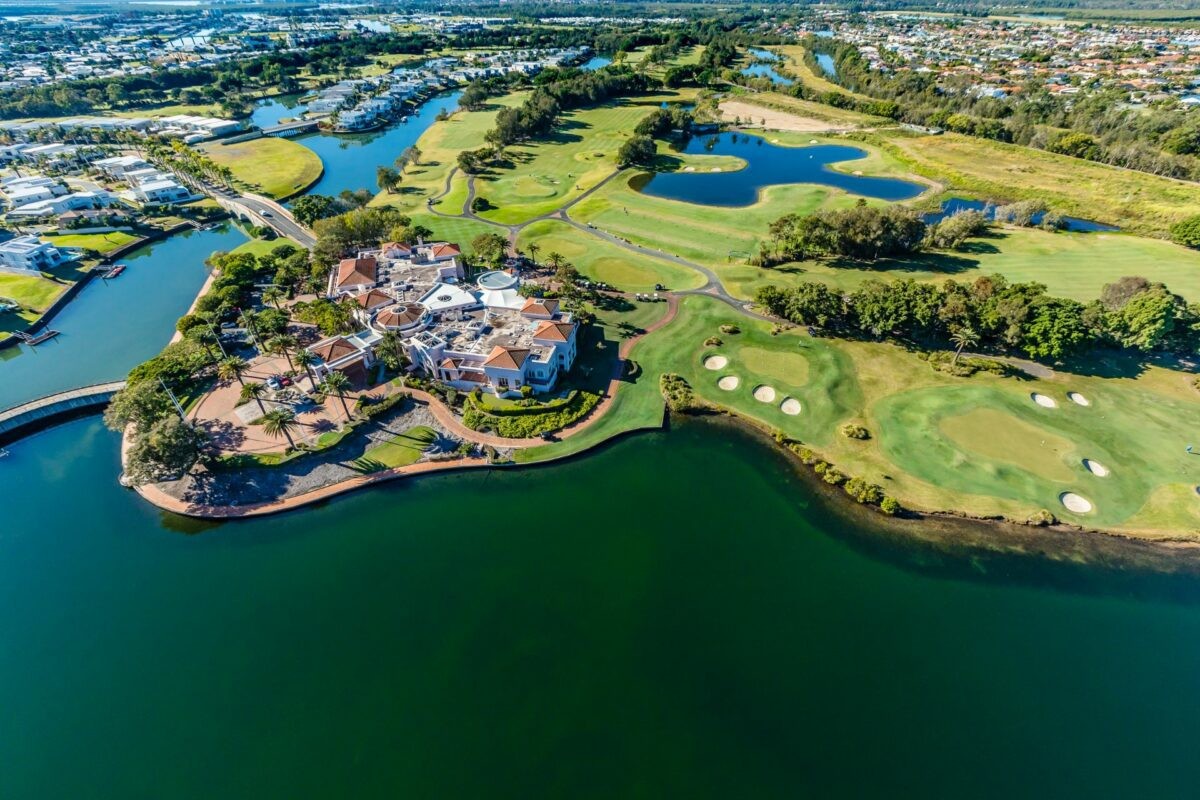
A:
212;188;317;249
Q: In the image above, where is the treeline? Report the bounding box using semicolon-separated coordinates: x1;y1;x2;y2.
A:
802;36;1200;181
756;273;1200;363
0;33;434;120
758;201;1074;266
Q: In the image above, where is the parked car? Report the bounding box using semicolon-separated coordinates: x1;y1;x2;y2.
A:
266;377;283;390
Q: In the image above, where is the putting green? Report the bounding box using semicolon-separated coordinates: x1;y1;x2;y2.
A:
938;408;1077;483
740;346;810;387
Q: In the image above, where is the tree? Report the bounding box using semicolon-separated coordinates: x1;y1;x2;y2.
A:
295;349;320;391
376;166;400;194
261;286;284;310
320;371;353;420
379;330;406;371
260;408;299;450
217;356;249;386
124;416;205;484
104;380;173;431
526;241;540;265
240;381;269;414
471;232;508;267
291;194;340;227
1021;297;1088;361
1170;215;1200;249
1048;131;1102;161
1104;287;1177;351
616;134;657;168
949;325;979;365
546;251;565;271
266;333;297;371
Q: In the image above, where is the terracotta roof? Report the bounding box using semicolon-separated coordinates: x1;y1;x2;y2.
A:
427;242;461;259
352;288;393;310
521;297;559;316
380;241;413;255
335;256;377;289
375;301;426;329
440;357;459;369
483;345;531;370
532;320;575;343
309;337;361;364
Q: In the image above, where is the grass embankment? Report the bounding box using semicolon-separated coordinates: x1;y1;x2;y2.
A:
772;45;875;102
721;91;888;131
201;137;323;200
876;130;1200;235
528;293;1200;537
228;237;303;258
43;231;139;254
0;260;92;334
517;219;705;293
353;426;437;472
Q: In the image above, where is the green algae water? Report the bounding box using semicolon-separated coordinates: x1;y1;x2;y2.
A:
3;417;1200;798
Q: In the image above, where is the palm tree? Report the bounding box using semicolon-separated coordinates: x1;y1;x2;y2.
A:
950;325;979;366
217;355;248;386
379;330;407;372
260;408;299;450
525;241;540;266
320;371;353;420
295;349;320;391
546;251;565;271
266;333;297;371
262;286;284;310
240;381;268;414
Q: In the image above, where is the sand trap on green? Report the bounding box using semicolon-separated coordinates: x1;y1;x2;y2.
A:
718;376;740;391
1083;458;1109;477
1031;393;1058;408
1060;492;1093;514
753;385;776;403
740;346;810;386
939;408;1077;483
780;397;802;415
704;355;728;370
1068;392;1090;407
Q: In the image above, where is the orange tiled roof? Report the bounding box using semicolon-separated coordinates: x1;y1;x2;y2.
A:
483;345;530;370
532;320;574;342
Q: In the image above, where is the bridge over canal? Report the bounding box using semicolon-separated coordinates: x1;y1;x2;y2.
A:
0;381;126;444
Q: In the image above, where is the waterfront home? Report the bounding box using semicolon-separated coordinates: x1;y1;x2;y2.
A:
0;235;72;274
131;178;194;205
6;189;120;220
93;155;152;180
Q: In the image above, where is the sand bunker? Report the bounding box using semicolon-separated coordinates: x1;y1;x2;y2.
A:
684;166;695;172
1082;459;1109;477
1060;492;1093;514
710;167;723;172
753;385;777;403
1031;393;1058;408
704;355;728;370
780;397;802;415
718;376;740;391
1068;392;1090;407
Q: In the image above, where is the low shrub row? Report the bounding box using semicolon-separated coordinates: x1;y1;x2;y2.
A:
787;442;902;516
463;391;602;438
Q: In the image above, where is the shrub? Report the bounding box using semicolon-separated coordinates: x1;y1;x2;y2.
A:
840;423;871;440
1028;509;1058;526
1171;215;1200;249
788;444;817;465
843;477;884;505
463;391;602;438
704;336;723;347
660;374;696;411
880;496;901;516
821;468;847;486
719;324;740;335
923;350;1012;378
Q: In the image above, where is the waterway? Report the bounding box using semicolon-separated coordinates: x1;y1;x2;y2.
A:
925;197;1119;233
0;223;247;409
2;416;1200;797
641;132;925;206
742;48;793;86
270;90;463;200
815;52;838;77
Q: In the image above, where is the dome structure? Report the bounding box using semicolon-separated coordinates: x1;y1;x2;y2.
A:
373;301;429;332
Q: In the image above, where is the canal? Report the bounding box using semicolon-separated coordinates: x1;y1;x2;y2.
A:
2;416;1200;798
0;223;248;410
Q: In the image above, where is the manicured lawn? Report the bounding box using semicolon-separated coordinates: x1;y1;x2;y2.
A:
472;93;700;225
877;129;1200;235
354;426;437;471
201;137;323;200
404;214;506;255
0;272;67;332
733;227;1200;304
229;237;302;258
43;231;140;254
527;293;1200;537
517;219;706;293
